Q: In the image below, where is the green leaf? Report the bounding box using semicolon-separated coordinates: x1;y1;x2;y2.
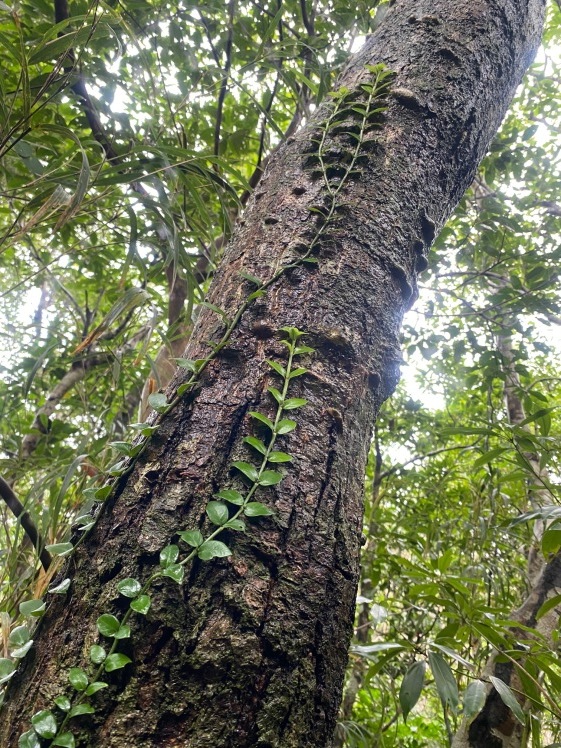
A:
267;360;286;377
206;501;229;526
110;441;133;455
276;419;297;434
117;578;142;598
114;625;131;640
247;290;266;301
178;529;204;546
29;25;112;64
289;367;308;379
430;643;474;670
19;599;45;618
104;653;132;672
52;732;76;747
95;486;113;501
68;703;95;718
280;326;306;340
259;470;283;486
90;645;106;664
54;695;71;711
45;542;74;557
244;435;267;455
148;392;168;413
201;301;230;322
31;710;57;738
224;518;246;531
267;451;292;463
49;578;71;594
159;544;179;567
0;657;16;685
399;661;426;721
244;502;274;517
536;593;561;621
473;447;508;469
489;676;526;724
18;730;41;748
239;270;263;286
232;461;259;482
85;681;108;696
97;614;121;637
10;640;33;658
214;489;244;505
68;667;89;691
463;679;487;727
282;398;307;410
428;651;459;712
249;411;274;430
130;594;151;615
542;526;561;556
293;345;314;355
9;625;31;647
198;540;232;561
162;564;185;584
174;358;200;372
267;386;283;404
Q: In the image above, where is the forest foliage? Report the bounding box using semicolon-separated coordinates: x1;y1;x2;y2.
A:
1;0;561;745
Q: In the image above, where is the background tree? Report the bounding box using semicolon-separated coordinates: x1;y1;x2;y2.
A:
0;1;559;747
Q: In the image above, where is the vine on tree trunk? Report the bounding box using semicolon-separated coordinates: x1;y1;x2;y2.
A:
0;63;394;747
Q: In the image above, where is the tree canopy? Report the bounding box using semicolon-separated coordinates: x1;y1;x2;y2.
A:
1;1;561;746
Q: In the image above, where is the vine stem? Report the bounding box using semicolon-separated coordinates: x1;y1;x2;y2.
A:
46;334;302;745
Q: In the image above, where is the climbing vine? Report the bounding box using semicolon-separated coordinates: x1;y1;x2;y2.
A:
0;63;394;746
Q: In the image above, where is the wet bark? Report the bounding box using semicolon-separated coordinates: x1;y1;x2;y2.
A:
1;0;545;746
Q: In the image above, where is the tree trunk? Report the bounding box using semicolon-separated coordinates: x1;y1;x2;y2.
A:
1;1;545;746
452;326;560;748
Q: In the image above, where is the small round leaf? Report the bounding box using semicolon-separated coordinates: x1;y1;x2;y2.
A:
117;578;142;598
97;614;121;637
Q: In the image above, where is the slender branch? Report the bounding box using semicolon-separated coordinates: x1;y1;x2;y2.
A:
0;476;52;571
378;442;478;482
213;0;236;160
20;356;105;460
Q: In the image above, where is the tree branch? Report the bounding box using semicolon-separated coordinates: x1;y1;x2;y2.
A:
0;476;52;571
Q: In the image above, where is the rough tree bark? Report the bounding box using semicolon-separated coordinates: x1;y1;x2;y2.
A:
1;1;545;746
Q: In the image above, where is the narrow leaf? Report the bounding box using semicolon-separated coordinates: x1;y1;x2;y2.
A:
249;411;274;430
429;651;459;712
490;676;526;725
244;502;273;517
244;436;267;455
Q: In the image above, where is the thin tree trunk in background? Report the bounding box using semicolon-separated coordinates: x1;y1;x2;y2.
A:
452;327;561;748
1;1;545;745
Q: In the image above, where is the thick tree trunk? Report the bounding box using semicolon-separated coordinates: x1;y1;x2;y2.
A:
1;1;544;746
